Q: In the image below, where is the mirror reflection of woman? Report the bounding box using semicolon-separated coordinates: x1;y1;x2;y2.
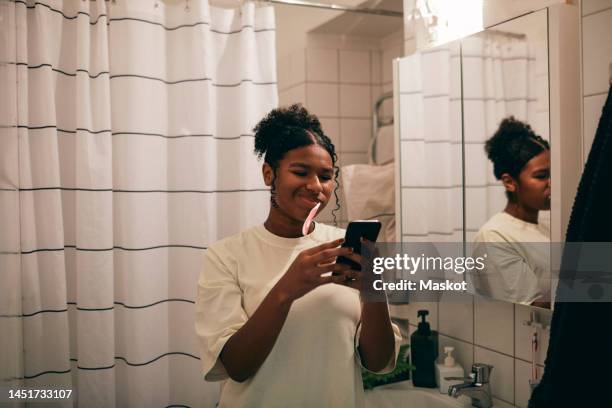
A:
196;104;400;407
471;117;551;308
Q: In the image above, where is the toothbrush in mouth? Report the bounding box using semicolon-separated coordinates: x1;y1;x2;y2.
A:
302;202;321;236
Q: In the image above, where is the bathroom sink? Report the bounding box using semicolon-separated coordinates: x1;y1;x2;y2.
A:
365;382;471;408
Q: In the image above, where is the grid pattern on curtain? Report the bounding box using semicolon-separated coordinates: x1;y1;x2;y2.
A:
398;36;548;246
2;1;277;406
462;34;549;242
397;42;463;243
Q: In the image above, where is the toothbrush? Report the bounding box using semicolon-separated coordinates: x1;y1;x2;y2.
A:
302;202;321;236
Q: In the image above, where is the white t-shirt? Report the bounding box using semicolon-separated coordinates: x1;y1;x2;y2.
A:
470;212;551;305
196;222;401;408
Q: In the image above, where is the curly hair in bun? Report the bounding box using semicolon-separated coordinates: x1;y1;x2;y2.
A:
253;104;340;225
485;116;549;199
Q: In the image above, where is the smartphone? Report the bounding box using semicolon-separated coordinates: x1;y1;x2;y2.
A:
336;220;382;270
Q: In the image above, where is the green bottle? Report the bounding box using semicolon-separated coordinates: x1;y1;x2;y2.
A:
410;310;438;388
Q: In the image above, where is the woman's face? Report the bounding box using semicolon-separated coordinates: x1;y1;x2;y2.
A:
264;144;334;222
515;149;551;211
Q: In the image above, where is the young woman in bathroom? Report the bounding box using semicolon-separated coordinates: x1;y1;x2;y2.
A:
196;104;400;407
471;117;551;308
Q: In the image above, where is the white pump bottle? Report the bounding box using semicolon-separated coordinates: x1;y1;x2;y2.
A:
435;346;464;394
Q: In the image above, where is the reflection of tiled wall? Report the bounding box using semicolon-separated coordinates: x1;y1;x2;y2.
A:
277;31;403;225
533;41;550;141
581;0;612;160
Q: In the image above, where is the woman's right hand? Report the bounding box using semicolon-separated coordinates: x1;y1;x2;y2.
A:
273;238;358;304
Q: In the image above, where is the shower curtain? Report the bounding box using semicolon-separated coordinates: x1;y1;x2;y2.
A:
398;41;463;242
0;1;277;406
461;34;545;240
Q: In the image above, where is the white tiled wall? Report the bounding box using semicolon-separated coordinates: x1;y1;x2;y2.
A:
438;293;473;343
277;30;404;225
514;360;536;408
306;83;339;116
339;84;371;117
318;117;341;150
395;297;552;407
582;0;612;16
475;346;515;403
340;118;371;152
474;298;514;356
339;50;371;84
306;48;338;82
581;0;612;159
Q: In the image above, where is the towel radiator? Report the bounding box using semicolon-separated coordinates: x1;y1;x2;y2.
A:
370;91;394;164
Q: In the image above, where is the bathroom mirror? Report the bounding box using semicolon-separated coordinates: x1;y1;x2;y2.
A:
463;9;552;309
395;9;553;309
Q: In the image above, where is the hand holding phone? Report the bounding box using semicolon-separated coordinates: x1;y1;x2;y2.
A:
336;220;382;270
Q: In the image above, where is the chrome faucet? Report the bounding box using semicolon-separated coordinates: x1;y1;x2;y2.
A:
446;363;493;408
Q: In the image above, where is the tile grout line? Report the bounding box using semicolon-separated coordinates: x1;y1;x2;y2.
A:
418;315;545;367
496;396;516;406
582;5;612;18
437;330;471;345
319;115;372;120
583;90;609;98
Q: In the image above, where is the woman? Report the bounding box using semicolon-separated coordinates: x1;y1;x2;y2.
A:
196;104;401;407
471;116;551;307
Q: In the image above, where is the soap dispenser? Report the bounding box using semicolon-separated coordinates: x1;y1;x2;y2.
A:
436;346;464;394
410;310;438;388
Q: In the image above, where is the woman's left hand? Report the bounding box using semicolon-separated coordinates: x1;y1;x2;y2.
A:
337;238;379;292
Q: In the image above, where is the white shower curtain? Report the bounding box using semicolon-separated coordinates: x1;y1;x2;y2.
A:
461;34;545;241
398;41;463;243
1;0;277;406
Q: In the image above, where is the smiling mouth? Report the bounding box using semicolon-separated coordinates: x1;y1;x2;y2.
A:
298;196;320;207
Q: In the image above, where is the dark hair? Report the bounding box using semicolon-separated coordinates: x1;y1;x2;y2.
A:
485;116;550;199
253;104;340;225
